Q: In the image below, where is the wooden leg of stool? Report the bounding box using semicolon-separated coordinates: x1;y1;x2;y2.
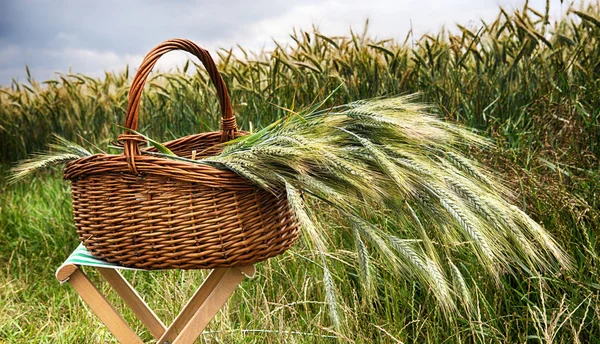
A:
97;268;167;340
68;267;143;344
158;265;255;344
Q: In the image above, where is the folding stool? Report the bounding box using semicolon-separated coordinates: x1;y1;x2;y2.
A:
56;244;255;344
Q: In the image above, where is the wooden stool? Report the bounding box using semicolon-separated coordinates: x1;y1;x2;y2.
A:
56;244;255;344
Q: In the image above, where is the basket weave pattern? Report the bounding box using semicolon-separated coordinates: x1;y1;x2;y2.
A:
64;39;299;269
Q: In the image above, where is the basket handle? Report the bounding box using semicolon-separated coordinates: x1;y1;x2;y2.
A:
121;38;237;173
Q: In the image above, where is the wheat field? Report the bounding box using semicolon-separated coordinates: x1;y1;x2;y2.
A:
1;2;599;343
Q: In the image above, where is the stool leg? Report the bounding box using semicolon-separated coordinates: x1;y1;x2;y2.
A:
158;266;251;344
97;268;167;340
68;267;143;344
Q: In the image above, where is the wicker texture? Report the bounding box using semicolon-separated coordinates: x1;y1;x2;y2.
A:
64;39;299;269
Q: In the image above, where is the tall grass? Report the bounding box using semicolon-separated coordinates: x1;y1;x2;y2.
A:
1;1;599;343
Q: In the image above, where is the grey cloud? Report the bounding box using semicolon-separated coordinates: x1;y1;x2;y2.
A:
1;0;310;51
1;0;318;83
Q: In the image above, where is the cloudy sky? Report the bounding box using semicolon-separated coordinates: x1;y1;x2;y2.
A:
0;0;585;85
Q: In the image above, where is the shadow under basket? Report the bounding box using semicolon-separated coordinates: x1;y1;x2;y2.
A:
63;38;300;270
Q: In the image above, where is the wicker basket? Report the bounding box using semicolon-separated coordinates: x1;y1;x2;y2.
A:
63;39;300;270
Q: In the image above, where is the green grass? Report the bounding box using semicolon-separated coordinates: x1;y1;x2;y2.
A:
1;1;600;343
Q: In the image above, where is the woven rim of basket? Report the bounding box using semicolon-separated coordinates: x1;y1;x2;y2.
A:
63;132;257;191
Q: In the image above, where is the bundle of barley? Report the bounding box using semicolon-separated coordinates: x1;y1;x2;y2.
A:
200;95;571;313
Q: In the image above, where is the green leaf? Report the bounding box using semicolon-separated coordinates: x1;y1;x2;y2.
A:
116;125;175;156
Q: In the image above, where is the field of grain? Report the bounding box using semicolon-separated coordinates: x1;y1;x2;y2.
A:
1;2;599;343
